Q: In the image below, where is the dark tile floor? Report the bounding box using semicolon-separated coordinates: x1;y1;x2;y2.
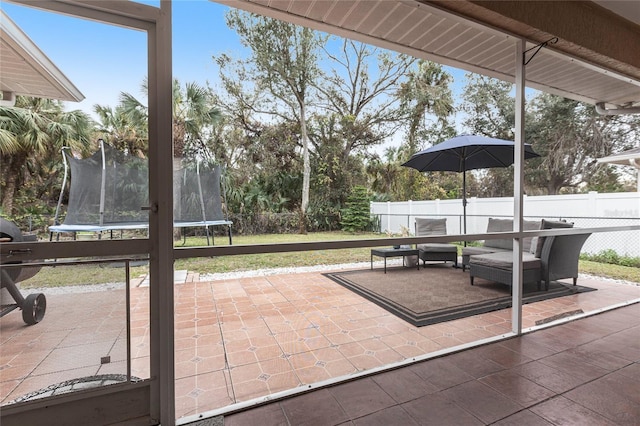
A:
224;302;640;426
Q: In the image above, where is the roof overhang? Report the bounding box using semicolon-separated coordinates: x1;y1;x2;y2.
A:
215;0;640;112
0;9;84;105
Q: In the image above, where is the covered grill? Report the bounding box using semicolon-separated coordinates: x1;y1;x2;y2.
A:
0;218;46;325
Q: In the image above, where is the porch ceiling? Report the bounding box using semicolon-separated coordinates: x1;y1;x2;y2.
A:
0;9;84;103
217;0;640;110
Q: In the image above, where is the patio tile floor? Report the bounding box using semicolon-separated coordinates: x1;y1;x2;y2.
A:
0;264;638;423
226;302;640;426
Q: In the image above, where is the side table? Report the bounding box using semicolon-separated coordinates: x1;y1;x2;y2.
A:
371;247;420;273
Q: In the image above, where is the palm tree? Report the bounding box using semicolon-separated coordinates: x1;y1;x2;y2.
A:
398;60;454;157
0;96;93;215
93;103;148;157
117;78;221;159
171;80;221;158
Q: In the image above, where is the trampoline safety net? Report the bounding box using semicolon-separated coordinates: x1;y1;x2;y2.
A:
63;144;149;226
51;142;232;242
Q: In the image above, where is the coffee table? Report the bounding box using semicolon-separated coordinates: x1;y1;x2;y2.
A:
371;247;420;273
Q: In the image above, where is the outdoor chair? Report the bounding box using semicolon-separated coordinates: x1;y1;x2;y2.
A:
415;218;458;268
461;218;542;271
469;232;592;290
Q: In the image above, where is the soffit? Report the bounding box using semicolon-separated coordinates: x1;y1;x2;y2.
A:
0;9;84;102
217;0;640;109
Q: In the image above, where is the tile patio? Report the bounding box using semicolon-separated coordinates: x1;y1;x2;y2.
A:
0;263;638;422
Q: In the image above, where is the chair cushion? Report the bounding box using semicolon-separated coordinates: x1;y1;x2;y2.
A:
483;218;513;250
418;243;457;253
534;219;574;258
483;218;540;251
522;220;542;252
469;251;541;270
462;246;508;256
415;218;447;236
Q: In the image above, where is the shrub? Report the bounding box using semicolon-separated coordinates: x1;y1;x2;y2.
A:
340;186;374;232
581;249;640;268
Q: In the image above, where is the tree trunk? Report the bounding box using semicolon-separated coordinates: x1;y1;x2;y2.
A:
299;102;310;234
1;155;23;216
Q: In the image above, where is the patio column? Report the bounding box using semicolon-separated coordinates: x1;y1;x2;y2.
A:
512;38;526;334
148;1;175;423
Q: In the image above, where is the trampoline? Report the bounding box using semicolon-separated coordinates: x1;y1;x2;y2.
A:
49;140;233;245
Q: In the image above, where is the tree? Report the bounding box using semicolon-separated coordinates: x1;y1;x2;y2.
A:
526;93;636;194
458;74;522;198
309;39;418;207
395;60;455;200
223;10;325;232
0;96;93;216
398;60;454;155
93;104;147;156
315;40;416;154
117;79;220;160
340;185;373;232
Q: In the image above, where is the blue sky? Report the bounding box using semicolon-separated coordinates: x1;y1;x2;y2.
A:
3;0;469;131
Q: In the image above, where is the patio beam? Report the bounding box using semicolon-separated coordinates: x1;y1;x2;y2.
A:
428;0;640;81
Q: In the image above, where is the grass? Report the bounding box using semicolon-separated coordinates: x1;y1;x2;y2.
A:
176;231;387;274
578;260;640;283
18;231;639;288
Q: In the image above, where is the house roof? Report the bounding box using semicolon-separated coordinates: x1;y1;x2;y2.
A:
218;0;640;111
0;9;84;103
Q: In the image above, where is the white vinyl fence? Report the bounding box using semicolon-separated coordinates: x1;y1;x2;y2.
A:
371;191;640;257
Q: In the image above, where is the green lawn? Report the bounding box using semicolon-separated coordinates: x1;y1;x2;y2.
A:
18;232;640;288
578;259;640;283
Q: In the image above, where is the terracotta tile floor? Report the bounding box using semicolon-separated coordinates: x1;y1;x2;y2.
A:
1;264;639;421
226;303;640;426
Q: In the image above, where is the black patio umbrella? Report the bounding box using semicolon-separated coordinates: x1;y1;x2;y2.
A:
401;135;540;233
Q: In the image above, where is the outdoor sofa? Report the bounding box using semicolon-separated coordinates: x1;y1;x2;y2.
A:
468;220;590;291
461;218;542;270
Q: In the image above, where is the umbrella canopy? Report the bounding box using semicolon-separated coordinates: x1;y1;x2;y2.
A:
402;135;540;172
402;135;540;233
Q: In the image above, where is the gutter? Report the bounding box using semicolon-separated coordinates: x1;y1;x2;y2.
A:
595;102;640;115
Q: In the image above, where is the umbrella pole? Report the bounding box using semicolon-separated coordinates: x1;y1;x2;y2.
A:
462;170;467;246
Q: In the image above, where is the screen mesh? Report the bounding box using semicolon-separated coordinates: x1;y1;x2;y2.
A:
58;143;227;226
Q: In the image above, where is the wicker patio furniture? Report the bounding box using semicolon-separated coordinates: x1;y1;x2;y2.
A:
415;218;458;268
469;232;592;290
461;218;542;271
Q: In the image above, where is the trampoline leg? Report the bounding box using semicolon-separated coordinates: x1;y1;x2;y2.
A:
228;225;233;245
206;225;211;246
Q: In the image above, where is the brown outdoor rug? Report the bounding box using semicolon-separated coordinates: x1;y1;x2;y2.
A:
323;264;596;327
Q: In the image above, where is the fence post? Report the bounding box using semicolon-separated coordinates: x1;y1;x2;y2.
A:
588;191;598;218
469;197;477;234
387;201;391;233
